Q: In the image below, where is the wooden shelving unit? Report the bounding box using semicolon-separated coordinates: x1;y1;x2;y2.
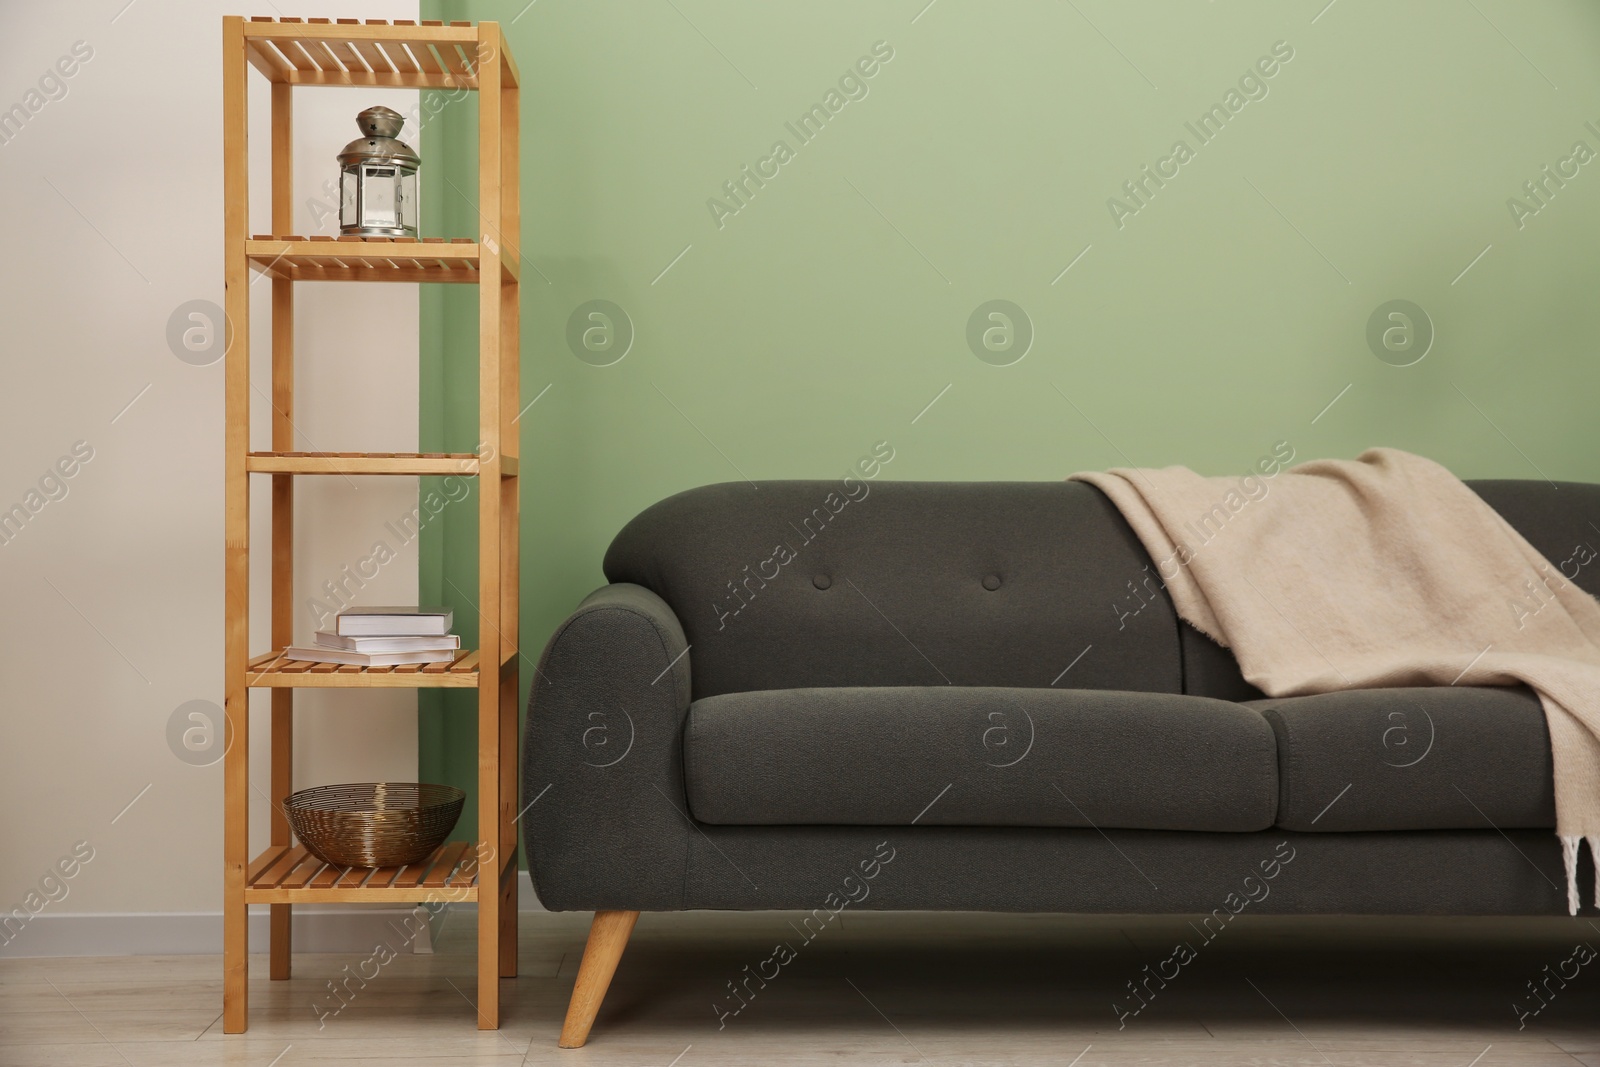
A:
221;16;521;1032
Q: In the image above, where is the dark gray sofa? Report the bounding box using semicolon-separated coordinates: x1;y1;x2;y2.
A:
522;478;1597;1045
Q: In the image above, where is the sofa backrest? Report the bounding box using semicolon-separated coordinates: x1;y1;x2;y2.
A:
1179;478;1600;700
603;478;1600;701
604;480;1183;700
1468;480;1600;599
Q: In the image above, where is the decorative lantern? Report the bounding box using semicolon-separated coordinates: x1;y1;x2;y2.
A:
337;106;419;238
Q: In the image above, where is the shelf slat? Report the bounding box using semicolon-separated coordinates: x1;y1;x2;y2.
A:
247;846;289;882
286;855;329;889
433;841;475;885
244;841;479;903
256;846;313;889
247;648;479;688
395;843;455;889
308;863;349;891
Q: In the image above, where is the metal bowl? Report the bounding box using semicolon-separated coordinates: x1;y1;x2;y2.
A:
284;782;464;869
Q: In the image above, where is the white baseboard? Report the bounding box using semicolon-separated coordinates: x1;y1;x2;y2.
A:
0;872;544;958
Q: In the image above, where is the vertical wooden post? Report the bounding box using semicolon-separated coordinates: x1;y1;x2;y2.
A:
474;20;505;1030
221;14;251;1035
497;45;522;981
268;77;295;983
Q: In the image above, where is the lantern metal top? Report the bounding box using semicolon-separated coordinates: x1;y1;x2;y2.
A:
337;105;420;169
358;105;405;139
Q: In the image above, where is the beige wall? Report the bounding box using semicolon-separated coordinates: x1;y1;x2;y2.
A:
0;0;423;933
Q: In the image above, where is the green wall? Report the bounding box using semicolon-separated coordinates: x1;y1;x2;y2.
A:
421;0;1600;833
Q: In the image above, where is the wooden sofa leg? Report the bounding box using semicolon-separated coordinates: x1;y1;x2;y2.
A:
559;910;639;1048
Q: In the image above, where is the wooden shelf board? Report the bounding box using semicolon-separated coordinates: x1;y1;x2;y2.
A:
247;452;480;476
244;841;480;904
247;237;485;284
245;452;517;476
242;17;513;90
246;649;481;688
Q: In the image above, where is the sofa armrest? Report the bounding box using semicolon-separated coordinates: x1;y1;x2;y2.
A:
521;583;693;911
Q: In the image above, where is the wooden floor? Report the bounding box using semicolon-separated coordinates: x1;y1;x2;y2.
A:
1;910;1597;1065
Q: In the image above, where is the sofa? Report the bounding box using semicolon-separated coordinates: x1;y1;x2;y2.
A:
522;478;1598;1046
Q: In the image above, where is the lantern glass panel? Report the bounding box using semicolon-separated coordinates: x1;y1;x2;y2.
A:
361;167;397;229
340;170;358;227
398;171;417;233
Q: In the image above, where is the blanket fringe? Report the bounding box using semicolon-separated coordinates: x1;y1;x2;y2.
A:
1562;835;1582;915
1592;836;1600;915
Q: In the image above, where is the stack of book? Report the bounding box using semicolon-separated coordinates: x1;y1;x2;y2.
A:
284;607;457;666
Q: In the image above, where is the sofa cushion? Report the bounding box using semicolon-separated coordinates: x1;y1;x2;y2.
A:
685;686;1278;831
1251;686;1555;832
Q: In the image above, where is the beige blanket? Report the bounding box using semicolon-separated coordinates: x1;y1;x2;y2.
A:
1072;447;1600;914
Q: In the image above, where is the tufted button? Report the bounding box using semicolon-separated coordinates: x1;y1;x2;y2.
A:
812;574;831;590
982;574;1002;591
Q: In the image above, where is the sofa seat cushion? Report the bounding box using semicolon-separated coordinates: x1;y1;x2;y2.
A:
685;686;1278;831
1251;686;1555;832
